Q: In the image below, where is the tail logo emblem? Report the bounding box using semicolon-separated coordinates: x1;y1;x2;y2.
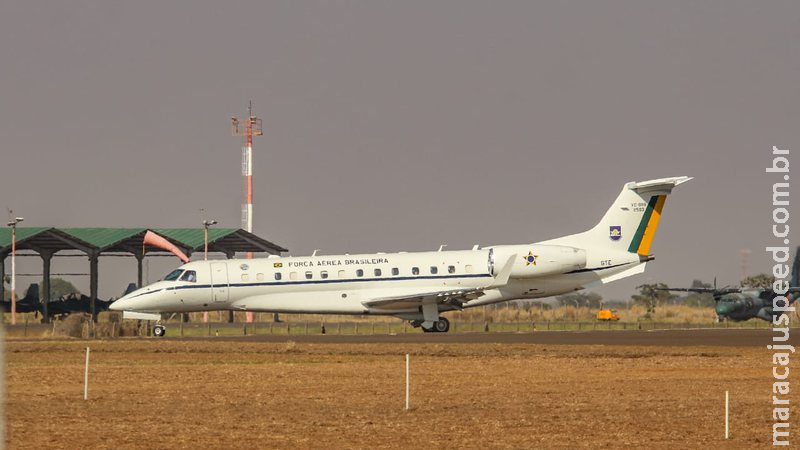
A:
609;226;622;241
524;251;538;266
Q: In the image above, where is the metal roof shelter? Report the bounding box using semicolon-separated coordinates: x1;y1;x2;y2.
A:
0;227;286;322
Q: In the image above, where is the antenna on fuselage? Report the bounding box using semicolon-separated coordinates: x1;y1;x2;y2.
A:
312;249;320;257
438;244;447;252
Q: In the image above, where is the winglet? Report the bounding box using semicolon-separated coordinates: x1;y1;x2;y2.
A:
488;255;516;288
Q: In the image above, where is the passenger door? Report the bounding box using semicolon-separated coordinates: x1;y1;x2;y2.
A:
210;262;229;302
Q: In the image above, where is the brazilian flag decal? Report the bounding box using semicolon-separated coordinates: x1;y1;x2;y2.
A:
628;195;667;256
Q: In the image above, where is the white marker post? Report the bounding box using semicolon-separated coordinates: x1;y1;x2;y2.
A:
405;354;410;411
84;347;90;400
725;390;729;439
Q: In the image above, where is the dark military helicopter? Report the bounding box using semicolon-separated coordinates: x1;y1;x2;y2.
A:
661;247;800;322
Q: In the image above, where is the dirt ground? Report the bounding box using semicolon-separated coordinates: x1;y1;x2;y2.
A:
5;333;795;449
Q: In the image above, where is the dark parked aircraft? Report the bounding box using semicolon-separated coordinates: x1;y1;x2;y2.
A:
1;283;129;319
0;284;43;314
662;247;799;322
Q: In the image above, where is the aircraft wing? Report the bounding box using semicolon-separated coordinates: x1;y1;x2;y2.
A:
362;288;487;311
361;254;516;312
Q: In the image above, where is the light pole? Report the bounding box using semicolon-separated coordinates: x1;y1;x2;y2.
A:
202;219;218;261
7;216;23;325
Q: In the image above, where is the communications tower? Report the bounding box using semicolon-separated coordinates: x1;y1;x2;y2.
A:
232;102;263;323
232;102;263;238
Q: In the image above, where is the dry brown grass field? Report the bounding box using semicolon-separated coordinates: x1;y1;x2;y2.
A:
6;337;794;449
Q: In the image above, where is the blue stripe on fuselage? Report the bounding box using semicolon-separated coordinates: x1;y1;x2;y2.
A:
161;273;494;292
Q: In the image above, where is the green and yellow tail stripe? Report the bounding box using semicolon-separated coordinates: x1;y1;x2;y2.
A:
628;195;667;256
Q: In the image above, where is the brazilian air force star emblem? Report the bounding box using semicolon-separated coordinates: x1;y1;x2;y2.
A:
524;251;538;266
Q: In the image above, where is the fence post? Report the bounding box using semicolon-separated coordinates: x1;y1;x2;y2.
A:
725;390;730;439
83;347;90;400
405;354;410;411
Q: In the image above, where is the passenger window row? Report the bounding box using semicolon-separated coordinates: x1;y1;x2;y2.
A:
241;265;463;282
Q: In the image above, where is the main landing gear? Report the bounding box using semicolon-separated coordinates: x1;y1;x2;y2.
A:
153;324;167;337
414;317;450;333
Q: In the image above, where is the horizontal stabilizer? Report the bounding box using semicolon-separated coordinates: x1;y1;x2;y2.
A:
629;176;693;193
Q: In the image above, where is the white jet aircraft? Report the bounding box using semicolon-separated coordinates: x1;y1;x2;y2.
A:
111;176;691;336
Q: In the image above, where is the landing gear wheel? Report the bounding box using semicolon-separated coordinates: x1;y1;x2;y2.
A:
434;317;450;333
153;325;166;337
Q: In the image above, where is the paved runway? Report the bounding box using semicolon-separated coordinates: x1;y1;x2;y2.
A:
202;328;797;346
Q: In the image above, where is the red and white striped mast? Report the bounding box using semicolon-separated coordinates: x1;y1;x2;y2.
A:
232;102;263;323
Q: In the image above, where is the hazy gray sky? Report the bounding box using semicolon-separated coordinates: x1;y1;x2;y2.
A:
1;1;798;300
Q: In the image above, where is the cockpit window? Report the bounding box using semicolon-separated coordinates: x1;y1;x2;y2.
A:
164;269;183;281
180;270;197;282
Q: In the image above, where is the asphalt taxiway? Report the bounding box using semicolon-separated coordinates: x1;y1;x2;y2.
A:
200;328;794;346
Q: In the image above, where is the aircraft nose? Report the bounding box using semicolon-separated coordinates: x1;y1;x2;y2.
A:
715;301;736;316
110;291;139;311
109;297;130;311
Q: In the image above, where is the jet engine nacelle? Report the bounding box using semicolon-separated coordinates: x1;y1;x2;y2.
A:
491;244;587;278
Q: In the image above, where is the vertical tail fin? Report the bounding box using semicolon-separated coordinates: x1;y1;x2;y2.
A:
541;176;692;254
627;193;668;256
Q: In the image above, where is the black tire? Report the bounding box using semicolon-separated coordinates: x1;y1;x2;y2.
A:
154;325;166;337
434;317;450;333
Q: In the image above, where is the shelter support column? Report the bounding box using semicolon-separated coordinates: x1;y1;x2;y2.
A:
0;254;5;307
135;252;144;288
41;251;52;324
226;250;235;324
89;253;98;323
